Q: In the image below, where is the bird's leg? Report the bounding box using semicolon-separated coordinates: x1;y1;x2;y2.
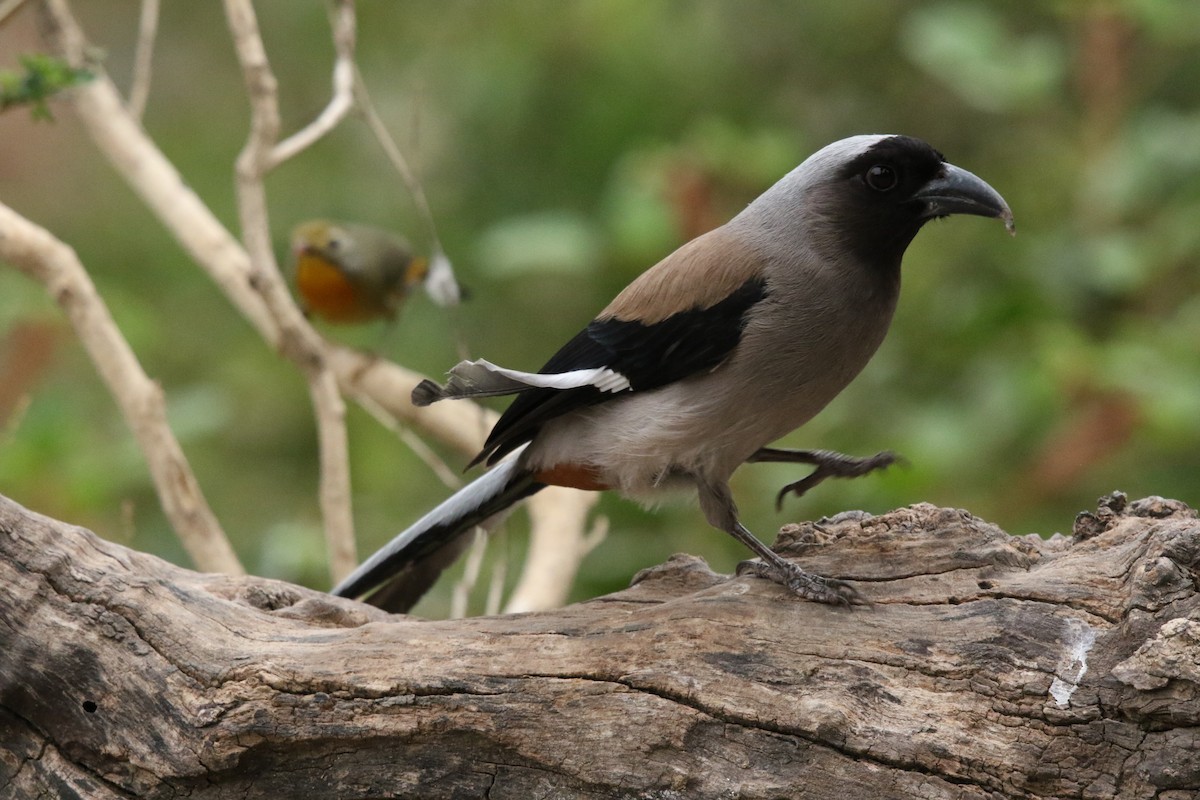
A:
696;479;863;606
747;448;901;511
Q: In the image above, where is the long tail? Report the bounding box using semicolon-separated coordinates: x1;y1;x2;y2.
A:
332;458;544;612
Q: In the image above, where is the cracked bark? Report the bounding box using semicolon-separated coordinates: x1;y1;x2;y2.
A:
1;491;1199;800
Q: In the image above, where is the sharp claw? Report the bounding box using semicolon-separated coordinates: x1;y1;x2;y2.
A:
774;450;902;510
736;559;867;607
773;478;817;510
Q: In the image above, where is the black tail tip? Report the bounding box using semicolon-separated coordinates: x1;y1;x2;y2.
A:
412;379;444;407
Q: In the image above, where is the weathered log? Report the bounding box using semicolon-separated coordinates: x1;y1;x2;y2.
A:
1;491;1198;799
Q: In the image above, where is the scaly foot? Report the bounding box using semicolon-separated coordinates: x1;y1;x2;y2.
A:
735;558;867;606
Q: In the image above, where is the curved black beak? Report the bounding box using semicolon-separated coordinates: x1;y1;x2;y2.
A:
916;163;1015;235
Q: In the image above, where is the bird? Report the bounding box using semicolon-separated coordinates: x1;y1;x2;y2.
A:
290;220;429;324
332;134;1014;613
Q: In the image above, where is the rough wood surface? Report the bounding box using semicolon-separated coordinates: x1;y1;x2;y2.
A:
1;491;1198;799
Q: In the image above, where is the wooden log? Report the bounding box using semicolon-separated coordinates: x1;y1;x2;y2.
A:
1;491;1198;799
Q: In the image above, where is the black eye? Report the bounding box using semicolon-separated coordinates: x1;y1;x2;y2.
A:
864;164;899;192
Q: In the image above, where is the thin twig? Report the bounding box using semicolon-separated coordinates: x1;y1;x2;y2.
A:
325;345;493;459
485;547;507;616
127;0;159;121
353;67;462;307
0;202;243;575
452;528;487;619
0;0;28;27
353;389;462;491
353;67;439;247
505;492;601;613
267;0;356;168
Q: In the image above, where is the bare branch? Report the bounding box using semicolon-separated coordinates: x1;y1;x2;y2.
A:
267;0;356;168
0;0;28;26
325;345;494;459
221;0;359;582
303;376;356;581
126;0;158;121
452;528;488;618
40;0;277;340
222;0;279;153
37;0;598;610
353;390;463;491
39;0;356;580
485;547;507;615
0;202;242;575
507;489;600;613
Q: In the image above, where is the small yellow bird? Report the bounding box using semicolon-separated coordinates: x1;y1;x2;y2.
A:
290;220;429;324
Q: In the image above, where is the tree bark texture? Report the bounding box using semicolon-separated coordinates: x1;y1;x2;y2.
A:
1;491;1198;799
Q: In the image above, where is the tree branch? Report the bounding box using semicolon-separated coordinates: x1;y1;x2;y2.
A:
2;491;1197;798
221;0;357;583
0;0;28;26
32;0;602;609
506;483;605;613
41;0;278;340
126;0;158;121
0;204;241;575
266;0;356;168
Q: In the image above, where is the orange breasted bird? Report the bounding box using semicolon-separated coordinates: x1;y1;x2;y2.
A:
291;220;429;324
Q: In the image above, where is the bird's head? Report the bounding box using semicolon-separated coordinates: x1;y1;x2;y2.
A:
747;134;1013;270
291;220;354;266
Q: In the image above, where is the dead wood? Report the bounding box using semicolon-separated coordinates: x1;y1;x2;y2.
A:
1;491;1198;799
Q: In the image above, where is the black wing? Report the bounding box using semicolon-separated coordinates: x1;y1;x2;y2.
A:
473;276;767;467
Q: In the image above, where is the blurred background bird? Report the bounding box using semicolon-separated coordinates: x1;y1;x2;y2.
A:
290;220;429;325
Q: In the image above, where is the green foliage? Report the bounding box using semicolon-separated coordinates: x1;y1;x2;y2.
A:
901;3;1067;112
0;53;93;120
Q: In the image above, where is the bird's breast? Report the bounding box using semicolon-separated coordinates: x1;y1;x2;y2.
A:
295;253;379;323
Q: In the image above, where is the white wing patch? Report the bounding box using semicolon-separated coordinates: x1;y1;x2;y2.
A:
420;359;631;403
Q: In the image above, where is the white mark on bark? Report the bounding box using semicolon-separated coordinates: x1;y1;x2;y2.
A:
1049;616;1097;707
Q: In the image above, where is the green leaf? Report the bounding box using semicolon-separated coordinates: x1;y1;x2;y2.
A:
0;53;94;121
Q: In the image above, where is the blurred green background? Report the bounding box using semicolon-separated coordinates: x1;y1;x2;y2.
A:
2;1;1198;616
